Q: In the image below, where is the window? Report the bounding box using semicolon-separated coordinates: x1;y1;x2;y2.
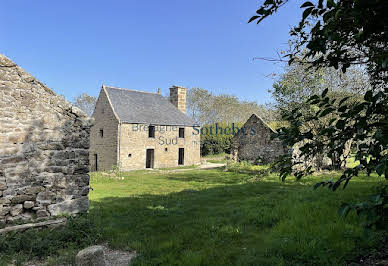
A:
148;125;155;138
128;154;132;157
179;128;185;138
165;148;168;152
99;129;104;138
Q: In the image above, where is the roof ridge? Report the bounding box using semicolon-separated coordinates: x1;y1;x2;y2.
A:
250;113;277;133
104;85;160;95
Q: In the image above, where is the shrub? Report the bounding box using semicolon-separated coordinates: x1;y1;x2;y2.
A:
0;214;101;263
200;122;243;156
226;161;270;178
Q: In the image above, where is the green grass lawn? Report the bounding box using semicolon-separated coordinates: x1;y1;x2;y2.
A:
202;152;229;163
88;168;386;265
0;167;385;265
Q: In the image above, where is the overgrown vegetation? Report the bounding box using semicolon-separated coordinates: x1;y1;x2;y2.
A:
203;152;229;164
0;215;101;265
200;122;242;156
250;0;388;230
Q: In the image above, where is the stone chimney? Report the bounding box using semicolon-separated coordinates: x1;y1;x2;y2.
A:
169;85;186;114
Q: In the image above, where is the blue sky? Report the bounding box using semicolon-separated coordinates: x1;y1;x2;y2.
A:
2;0;302;104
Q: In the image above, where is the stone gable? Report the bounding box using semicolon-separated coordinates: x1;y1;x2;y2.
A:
231;114;286;164
0;54;93;226
90;86;200;171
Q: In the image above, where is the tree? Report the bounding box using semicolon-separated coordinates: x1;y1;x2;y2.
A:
72;93;97;117
272;61;370;170
187;88;278;155
187;88;214;124
272;62;370;112
187;87;275;125
250;0;387;229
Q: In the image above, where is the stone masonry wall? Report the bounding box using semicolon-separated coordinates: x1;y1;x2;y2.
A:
169;86;186;114
231;114;286;164
89;87;119;172
0;54;93;226
119;124;201;170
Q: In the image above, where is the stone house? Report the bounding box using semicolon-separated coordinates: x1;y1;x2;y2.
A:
231;114;286;164
90;85;200;171
0;54;93;226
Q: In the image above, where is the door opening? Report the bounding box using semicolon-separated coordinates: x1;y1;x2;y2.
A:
146;149;154;168
94;154;98;171
178;148;184;165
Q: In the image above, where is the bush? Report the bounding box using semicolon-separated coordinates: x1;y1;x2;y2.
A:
226;161;270;178
0;214;101;264
200;122;243;156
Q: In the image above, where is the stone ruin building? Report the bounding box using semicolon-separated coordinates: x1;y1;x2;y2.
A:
231;113;351;171
0;54;92;226
231;114;287;164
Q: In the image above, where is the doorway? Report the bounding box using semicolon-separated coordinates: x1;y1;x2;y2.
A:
146;149;154;168
94;154;98;171
178;148;184;165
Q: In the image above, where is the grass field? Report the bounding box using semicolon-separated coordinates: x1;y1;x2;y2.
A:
0;166;386;265
202;152;229;164
89;167;386;265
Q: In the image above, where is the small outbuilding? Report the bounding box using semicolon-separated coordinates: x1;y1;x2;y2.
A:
231;114;286;164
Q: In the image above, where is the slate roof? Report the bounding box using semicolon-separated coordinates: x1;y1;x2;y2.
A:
104;85;196;126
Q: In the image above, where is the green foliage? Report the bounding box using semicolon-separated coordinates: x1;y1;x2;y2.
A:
111;164;122;179
250;0;388;85
271;60;369;115
2;170;385;264
250;0;388;229
187;87;277;125
275;86;388;228
88;169;384;265
200;122;243;156
338;185;388;233
226;161;270;177
0;214;101;264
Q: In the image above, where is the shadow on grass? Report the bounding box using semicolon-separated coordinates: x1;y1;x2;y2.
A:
163;169;253;185
88;178;379;265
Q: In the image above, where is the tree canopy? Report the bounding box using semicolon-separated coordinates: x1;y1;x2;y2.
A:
187;87;276;125
250;0;387;228
72;93;97;117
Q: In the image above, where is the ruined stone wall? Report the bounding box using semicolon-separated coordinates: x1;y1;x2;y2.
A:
231;114;286;164
120;124;201;170
89;88;119;172
0;54;93;226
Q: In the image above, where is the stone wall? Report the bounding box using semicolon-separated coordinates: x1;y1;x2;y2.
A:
0;54;93;226
89;87;119;172
90;86;200;171
119;124;201;170
231;114;286;164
